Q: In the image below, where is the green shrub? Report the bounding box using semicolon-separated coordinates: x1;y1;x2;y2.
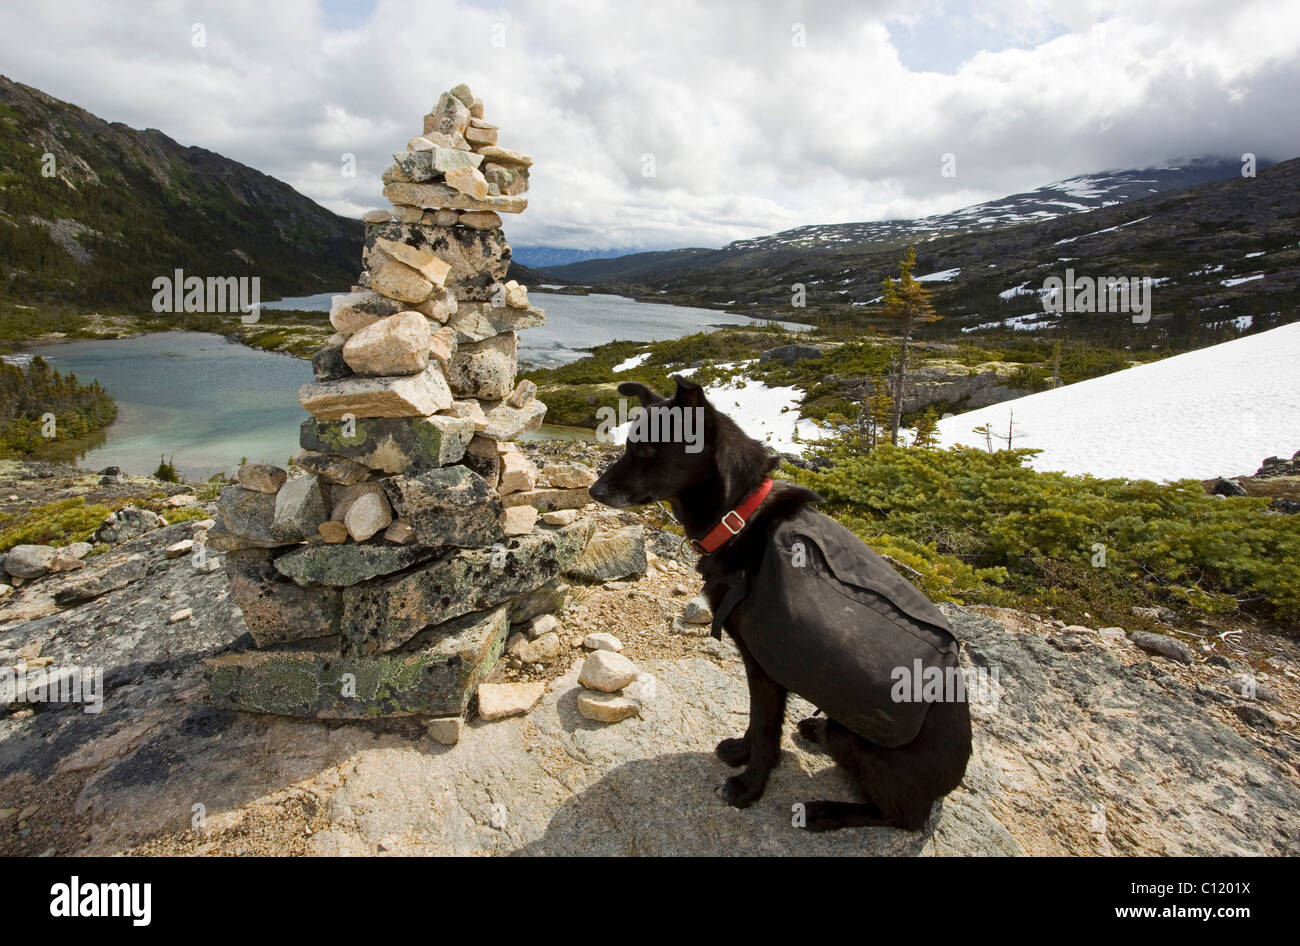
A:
786;444;1300;626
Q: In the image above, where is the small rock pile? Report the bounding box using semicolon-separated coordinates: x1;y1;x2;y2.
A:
575;644;655;723
204;83;601;726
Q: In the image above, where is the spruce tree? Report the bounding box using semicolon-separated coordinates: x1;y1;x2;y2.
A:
880;247;940;444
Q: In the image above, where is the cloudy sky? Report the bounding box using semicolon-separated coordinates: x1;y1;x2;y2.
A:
2;0;1297;250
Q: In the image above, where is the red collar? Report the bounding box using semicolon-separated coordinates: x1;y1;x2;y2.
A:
692;478;774;554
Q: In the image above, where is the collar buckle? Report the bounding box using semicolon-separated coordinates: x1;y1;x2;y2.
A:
720;510;746;534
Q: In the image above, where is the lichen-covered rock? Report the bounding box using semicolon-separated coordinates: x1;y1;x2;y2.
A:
216;486;285;548
364;221;513;302
330;290;402;334
94;506;164;545
224;548;343;647
565;526;647;582
273;543;438;588
206;606;509;718
381;465;504;549
311;345;353;382
272;475;329;543
342;520;593;655
294;451;371;485
447;331;517;400
507;577;568;624
300;415;474;474
502;485;590;512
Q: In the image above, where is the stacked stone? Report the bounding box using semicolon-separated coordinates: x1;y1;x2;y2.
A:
204;83;595;722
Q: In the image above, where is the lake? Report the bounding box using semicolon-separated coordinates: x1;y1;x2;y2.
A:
18;293;801;479
263;290;806;368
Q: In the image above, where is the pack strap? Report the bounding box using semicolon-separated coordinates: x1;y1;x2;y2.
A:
710;570;750;640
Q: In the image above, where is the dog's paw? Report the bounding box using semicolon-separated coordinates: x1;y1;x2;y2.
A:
717;774;766;809
796;717;828;744
715;736;750;767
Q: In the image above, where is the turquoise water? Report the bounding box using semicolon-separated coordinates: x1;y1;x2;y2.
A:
18;332;311;480
17;292;795;478
264;290;807;367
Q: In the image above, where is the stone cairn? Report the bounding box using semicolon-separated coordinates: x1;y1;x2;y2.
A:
204;83;599;730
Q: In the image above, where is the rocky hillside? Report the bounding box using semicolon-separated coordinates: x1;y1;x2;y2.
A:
539;157;1299;349
0;76;362;311
1;452;1297;856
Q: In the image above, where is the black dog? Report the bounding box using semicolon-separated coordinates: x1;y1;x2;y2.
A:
589;377;971;831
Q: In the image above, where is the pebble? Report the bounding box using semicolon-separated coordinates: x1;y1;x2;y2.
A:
577;690;640;722
426;716;463;745
165;540;194;559
582;632;623;652
578;650;639;692
168;608;194;624
527;614;560;639
682;596;713;625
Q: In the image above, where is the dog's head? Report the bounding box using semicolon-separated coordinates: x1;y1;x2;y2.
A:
589;375;770;508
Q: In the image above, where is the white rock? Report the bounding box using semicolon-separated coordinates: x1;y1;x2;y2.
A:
344;491;392;542
165;540;194;559
527;614;560;638
578;650;639;693
582;632;623;653
426;716;462;745
168;608;193;624
577;690;640;723
541;509;578;526
501;504;538;536
477;682;544;720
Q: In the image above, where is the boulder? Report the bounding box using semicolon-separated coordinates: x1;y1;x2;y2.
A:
272;475;329;543
4;544;57;580
294;451;371;486
447;303;545;343
502;485;590;512
311;346;353;381
273;543;439;588
300;414;474;473
94;506;164;545
373;238;452;286
539;461;597;489
1129;631;1195;664
216;487;284;548
502;504;538;536
342;310;432;377
506;379;537;408
330;290;402;334
224;548;342;648
447;331;518;400
498;450;538;494
53;556;147;606
424;91;471;141
342;520;593;655
565;526;646;582
369;260;435;305
237;463;287;493
382;182;528;216
343;490;393;542
297;365;453;420
583;632;623;652
364;222;512;303
381;466;505;549
478;398;547;441
207;606;509;718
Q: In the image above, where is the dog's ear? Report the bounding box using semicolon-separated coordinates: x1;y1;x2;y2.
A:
671;375;707;408
618;381;665;406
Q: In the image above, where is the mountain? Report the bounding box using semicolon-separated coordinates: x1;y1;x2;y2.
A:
0;76;362;309
510;245;642;269
538;156;1300;346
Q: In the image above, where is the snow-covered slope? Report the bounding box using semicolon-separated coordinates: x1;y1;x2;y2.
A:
936;322;1300;482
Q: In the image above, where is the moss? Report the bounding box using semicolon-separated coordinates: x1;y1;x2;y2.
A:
0;496;124;551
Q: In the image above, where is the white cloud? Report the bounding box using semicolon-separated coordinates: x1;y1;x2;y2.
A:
1;0;1297;251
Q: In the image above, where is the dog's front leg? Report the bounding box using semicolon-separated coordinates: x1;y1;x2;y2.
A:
719;643;788;809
